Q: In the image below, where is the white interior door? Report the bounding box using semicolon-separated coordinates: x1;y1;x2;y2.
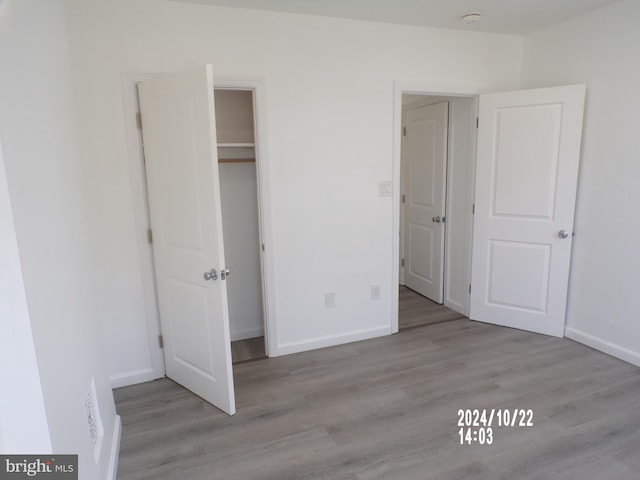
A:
402;102;448;303
138;65;236;415
470;85;586;337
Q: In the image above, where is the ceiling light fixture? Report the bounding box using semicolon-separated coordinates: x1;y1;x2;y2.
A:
460;13;482;25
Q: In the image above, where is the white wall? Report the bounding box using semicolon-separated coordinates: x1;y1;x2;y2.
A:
64;0;522;378
522;0;640;365
0;0;119;477
215;90;255;144
0;142;52;454
219;163;265;340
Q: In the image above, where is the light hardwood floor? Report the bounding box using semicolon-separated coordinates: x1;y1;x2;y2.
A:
115;319;640;480
398;285;466;329
229;286;458;364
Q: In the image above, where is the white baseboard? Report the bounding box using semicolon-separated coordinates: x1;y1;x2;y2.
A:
109;368;156;389
565;327;640;367
277;326;391;356
230;327;264;342
444;299;465;316
106;415;121;480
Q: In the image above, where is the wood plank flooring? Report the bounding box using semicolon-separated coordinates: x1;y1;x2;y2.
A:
398;286;466;329
115;320;640;480
231;287;459;364
230;286;460;365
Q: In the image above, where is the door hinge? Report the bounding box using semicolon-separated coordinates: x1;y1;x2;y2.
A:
402;194;405;204
476;117;479;128
158;334;164;348
403;126;407;136
147;228;153;244
136;112;143;129
401;258;405;267
469;284;472;294
472;204;475;214
261;243;265;252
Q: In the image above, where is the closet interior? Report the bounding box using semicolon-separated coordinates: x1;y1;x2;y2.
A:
214;89;266;363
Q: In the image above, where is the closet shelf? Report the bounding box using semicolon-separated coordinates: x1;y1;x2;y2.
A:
217;143;255;163
219;158;256;163
217;142;255;148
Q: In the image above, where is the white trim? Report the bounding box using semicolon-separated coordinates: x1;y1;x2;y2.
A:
462;97;479;318
278;326;391;356
444;299;465;316
392;82;485;333
109;368;156;389
230;327;265;342
391;84;402;334
565;327;640;368
121;72;165;380
214;76;278;357
106;415;121;480
399;106;405;287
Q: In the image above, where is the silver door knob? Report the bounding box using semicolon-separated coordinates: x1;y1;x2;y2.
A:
432;216;441;223
558;230;570;239
221;267;231;280
203;269;218;281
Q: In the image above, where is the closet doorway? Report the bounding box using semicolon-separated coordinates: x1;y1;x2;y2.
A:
214;89;267;364
398;93;477;330
121;68;278;411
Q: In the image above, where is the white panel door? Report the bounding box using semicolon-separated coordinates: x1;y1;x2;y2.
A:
138;65;235;415
403;102;448;303
470;85;586;337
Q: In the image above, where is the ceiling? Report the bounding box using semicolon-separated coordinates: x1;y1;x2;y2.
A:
167;0;621;35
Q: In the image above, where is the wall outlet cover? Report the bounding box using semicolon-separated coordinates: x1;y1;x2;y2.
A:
325;292;335;308
371;284;381;300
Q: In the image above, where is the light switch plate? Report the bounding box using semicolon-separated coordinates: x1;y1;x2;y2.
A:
371;284;381;300
378;181;393;197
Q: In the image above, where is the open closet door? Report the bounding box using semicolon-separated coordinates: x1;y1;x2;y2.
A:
138;65;236;415
470;85;585;337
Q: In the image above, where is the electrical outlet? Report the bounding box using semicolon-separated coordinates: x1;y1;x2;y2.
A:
371;284;381;300
325;292;335;308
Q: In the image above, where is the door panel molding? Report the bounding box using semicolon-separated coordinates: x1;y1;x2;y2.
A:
139;65;236;414
470;84;586;337
402;101;448;303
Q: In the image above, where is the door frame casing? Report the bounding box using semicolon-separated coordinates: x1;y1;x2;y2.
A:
120;72;278;387
392;82;484;334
